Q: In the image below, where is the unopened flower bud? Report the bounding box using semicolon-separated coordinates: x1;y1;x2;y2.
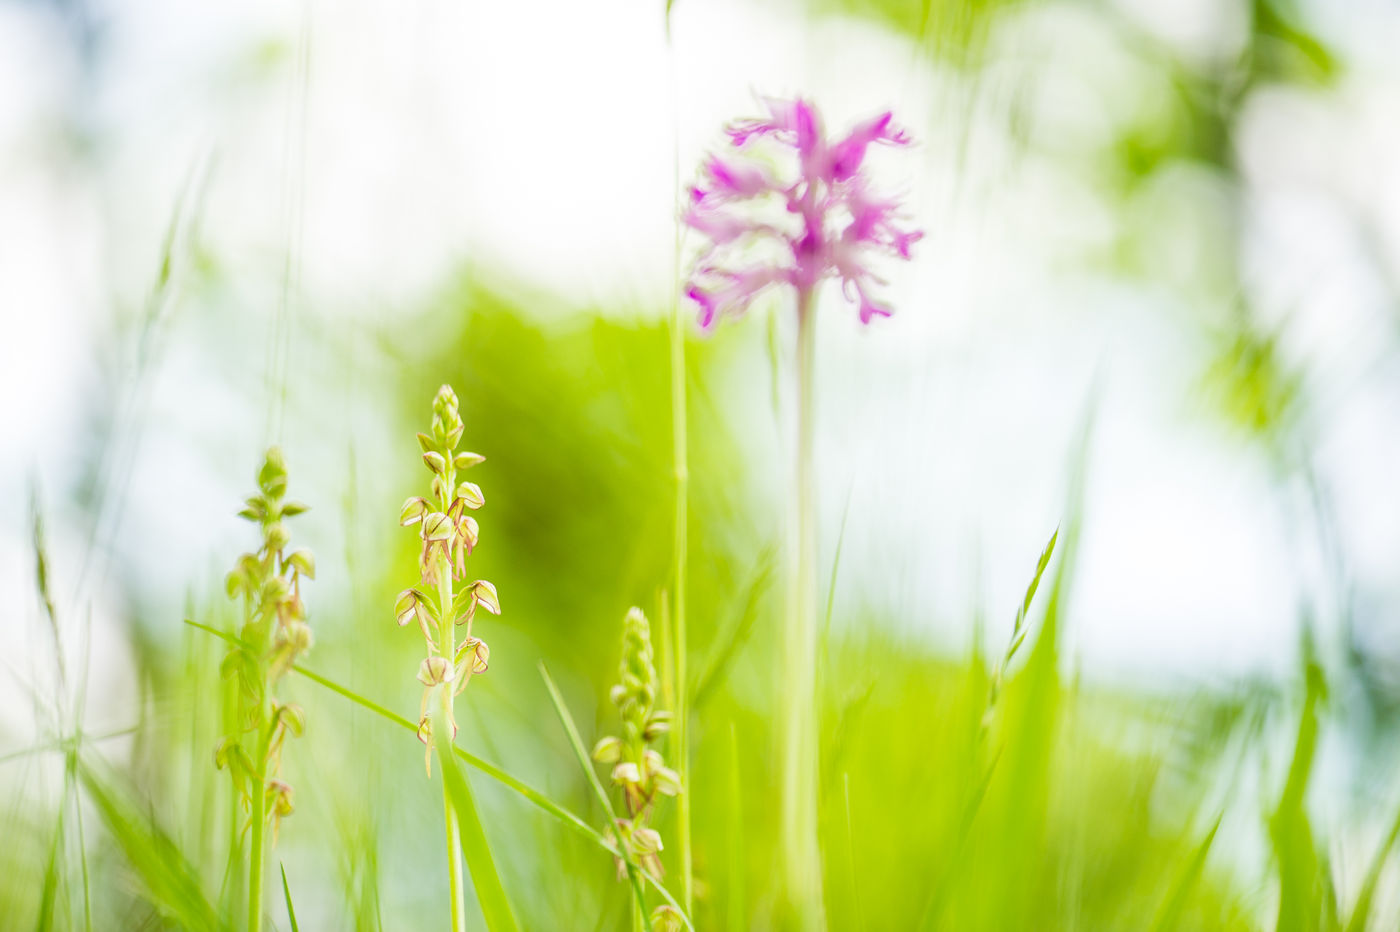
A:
283;620;313;651
265;522;290;551
611;762;641;786
279;703;307;736
267;779;294;817
653;765;682;797
416;432;436;455
262;575;291;603
643;711;671;741
631;827;663;856
400;497;429;526
288;549;315;580
457;637;489;674
652;905;684;932
471;580;500;614
417;655;453;686
592;736;623;763
456;482;485;510
454;451;486;469
422;512;453;542
394;589;425;627
225;568;248;599
239;497;268;523
258;448;288;498
422;451;447;475
434;384;459;414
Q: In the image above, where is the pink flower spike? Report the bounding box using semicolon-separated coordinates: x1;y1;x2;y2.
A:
683;97;921;329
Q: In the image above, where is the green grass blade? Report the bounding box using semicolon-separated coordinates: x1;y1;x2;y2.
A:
538;664;656;932
1344;797;1400;932
691;549;776;710
280;864;300;932
433;724;520;932
184;619;608;851
1270;635;1327;932
76;756;221;931
36;775;67;932
1152;814;1223;931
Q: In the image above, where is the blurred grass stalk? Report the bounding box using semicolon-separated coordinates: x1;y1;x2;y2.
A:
780;289;824;926
435;556;469;932
669;224;693;913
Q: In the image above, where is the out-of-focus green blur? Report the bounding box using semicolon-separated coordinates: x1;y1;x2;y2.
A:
3;0;1400;929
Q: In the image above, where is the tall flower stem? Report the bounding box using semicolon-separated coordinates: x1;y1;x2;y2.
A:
670;245;693;914
247;710;270;932
438;552;467;932
780;288;823;926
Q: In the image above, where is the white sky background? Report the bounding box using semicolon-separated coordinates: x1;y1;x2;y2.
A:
2;0;1400;718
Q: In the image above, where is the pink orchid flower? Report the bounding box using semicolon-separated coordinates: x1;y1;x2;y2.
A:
683;97;921;329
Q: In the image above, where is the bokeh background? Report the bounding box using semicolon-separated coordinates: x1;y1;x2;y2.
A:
3;0;1400;928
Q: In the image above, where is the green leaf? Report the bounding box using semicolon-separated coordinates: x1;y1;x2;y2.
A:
77;757;222;931
184;620;693;928
281;863;300;932
1151;814;1222;932
541;664;695;932
433;724;520;932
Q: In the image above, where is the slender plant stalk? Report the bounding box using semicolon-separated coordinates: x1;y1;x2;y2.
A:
780;289;823;925
247;708;271;932
665;7;693;908
669;217;693;916
437;561;468;932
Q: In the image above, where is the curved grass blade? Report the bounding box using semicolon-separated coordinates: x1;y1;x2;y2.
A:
1151;814;1222;932
185;620;605;849
434;723;520;932
186;621;692;927
77;756;221;931
280;864;300;932
1345;797;1400;932
539;663;655;932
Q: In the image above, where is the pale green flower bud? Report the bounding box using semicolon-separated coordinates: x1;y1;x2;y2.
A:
258;447;288;498
417;655;453;687
422;451;447;475
288;549;315;580
643;711;671;741
455;481;485;509
611;762;641;786
592;736;623;763
400;497;429;526
470;580;500;615
278;703;306;737
454;451;486;469
631;827;663;856
653;765;682;797
652;905;684;932
422;512;453;541
265;522;290;552
394;589;425;626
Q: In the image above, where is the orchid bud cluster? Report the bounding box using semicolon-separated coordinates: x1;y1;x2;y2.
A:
592;607;682;892
216;447;315;835
396;385;500;772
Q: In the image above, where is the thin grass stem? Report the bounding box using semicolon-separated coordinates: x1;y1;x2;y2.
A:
780;288;824;926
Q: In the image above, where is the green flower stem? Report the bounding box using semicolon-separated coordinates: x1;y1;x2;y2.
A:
780;288;823;927
670;290;692;913
437;552;467;932
248;700;272;932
